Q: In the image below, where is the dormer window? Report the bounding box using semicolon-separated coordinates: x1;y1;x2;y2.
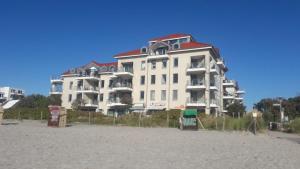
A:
173;43;179;50
141;47;147;53
155;47;167;55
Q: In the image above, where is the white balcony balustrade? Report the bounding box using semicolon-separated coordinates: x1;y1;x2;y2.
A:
186;62;206;73
186;79;205;90
113;67;133;77
186;98;206;107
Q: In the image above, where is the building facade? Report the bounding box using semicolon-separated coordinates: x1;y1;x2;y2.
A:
50;33;244;116
0;87;25;104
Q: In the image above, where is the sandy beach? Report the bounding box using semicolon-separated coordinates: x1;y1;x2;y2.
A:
0;120;300;169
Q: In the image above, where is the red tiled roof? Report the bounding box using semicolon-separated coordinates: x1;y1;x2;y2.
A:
114;49;142;57
150;33;191;41
179;41;211;50
92;61;117;66
62;70;71;75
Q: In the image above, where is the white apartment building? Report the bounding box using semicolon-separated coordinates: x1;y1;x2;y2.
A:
50;33;244;116
0;87;25;103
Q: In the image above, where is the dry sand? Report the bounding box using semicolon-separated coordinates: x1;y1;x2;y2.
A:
0;120;300;169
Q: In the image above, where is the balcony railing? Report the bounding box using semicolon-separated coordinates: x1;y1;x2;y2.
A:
50;88;62;93
190;62;205;69
187;79;205;86
51;76;62;81
116;67;133;73
111;83;132;88
210;99;217;104
186;98;206;104
77;86;99;91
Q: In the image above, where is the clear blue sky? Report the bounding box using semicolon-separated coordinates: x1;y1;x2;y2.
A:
0;0;299;109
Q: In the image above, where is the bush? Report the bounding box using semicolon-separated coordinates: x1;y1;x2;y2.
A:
290;118;300;133
3;107;49;120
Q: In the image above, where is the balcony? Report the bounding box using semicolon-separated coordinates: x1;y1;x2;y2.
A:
107;98;127;107
50;76;63;83
216;58;226;69
210;99;218;108
110;83;133;92
186;62;205;73
147;54;169;60
235;97;244;101
113;67;133;77
223;79;236;86
49;88;62;95
236;90;245;94
209;82;218;90
186;79;205;90
81;100;98;108
186;98;206;107
223;93;235;99
75;73;100;81
76;86;99;94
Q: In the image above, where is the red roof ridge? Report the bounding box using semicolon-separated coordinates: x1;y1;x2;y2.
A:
114;49;142;57
178;41;211;50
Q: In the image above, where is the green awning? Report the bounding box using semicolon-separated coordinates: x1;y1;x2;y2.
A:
182;109;197;116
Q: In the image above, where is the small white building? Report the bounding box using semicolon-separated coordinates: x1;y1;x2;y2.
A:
0;87;25;104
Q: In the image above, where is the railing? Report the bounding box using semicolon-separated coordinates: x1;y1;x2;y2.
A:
111;82;132;88
50;88;62;93
189;61;205;69
116;67;133;73
210;99;217;105
108;97;122;104
87;100;98;105
51;75;62;81
187;79;205;86
77;86;99;91
186;98;206;104
223;79;236;83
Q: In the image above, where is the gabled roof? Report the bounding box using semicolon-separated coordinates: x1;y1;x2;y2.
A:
150;33;191;41
92;61;117;67
178;42;211;50
114;49;143;58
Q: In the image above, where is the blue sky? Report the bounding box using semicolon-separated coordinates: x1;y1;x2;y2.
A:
0;0;299;109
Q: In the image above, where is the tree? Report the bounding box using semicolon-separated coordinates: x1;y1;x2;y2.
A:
71;99;86;111
17;94;49;108
47;95;62;106
227;101;246;118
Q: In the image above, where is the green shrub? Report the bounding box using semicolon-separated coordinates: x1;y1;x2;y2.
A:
290;118;300;133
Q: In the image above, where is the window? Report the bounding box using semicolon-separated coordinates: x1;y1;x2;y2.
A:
162;60;167;68
161;74;167;84
140;75;145;85
151;75;156;84
150;90;155;101
101;80;105;88
141;61;146;70
100;94;104;102
68;94;72;102
174;58;178;67
161;90;166;101
151;61;156;69
140;91;144;101
69;82;73;90
172;90;178;101
173;73;178;84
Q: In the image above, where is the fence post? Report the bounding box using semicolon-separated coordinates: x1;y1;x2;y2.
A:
18;112;21;121
41;112;43;122
166;111;169;127
89;112;91;125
